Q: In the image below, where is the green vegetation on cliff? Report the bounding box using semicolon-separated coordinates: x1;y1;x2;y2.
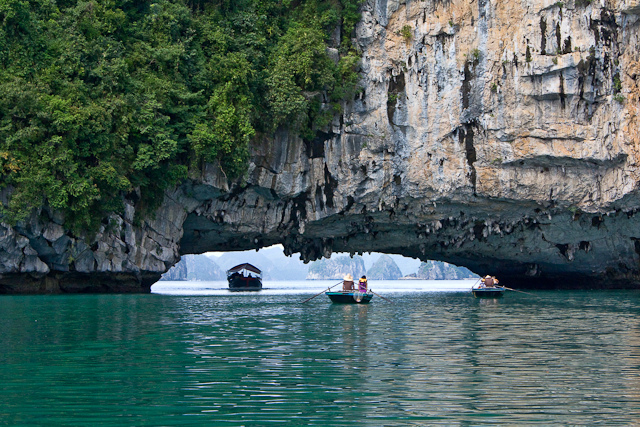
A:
0;0;362;230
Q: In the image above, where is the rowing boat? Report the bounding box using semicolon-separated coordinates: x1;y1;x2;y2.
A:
471;286;505;298
326;291;373;304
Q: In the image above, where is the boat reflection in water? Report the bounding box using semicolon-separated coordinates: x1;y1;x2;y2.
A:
227;263;262;291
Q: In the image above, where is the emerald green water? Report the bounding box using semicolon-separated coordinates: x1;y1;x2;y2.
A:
2;282;640;425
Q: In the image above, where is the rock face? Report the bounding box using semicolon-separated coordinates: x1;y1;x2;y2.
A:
416;261;477;280
367;254;403;279
3;0;640;292
307;256;367;280
161;257;188;281
0;191;187;293
160;255;225;281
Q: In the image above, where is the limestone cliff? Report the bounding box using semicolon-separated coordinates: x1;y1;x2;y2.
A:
367;254;403;279
160;255;225;281
3;0;640;293
416;261;477;280
307;255;367;280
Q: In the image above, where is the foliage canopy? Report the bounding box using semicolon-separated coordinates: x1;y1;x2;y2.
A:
0;0;362;231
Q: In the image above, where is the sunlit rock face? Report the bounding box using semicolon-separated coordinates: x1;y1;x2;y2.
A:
180;0;640;289
2;0;640;292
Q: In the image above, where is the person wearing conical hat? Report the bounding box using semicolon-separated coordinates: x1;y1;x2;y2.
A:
343;273;354;291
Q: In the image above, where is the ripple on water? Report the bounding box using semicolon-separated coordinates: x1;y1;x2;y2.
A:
1;288;640;425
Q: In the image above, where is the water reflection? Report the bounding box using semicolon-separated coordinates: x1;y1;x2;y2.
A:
1;289;640;425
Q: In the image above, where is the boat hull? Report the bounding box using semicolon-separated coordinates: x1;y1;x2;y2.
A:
326;291;373;304
228;276;262;292
472;287;505;298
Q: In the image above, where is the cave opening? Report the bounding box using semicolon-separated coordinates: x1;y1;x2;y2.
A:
159;245;479;283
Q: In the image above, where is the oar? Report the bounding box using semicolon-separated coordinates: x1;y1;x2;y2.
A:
300;281;342;303
369;289;393;303
502;286;539;297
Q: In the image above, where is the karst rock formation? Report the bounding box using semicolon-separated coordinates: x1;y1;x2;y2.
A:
3;0;640;293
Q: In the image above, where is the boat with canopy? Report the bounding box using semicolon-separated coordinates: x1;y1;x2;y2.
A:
227;263;262;291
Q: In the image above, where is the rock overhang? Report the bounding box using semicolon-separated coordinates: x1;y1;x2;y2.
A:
2;0;640;292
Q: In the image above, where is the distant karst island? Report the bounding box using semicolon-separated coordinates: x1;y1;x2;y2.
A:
161;246;477;281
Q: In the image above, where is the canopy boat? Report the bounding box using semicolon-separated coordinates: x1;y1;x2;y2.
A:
471;285;505;298
326;291;373;304
227;263;262;291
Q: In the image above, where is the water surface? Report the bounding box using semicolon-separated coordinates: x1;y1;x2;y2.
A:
1;280;639;425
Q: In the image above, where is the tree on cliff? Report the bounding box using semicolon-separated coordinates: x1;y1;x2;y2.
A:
0;0;363;231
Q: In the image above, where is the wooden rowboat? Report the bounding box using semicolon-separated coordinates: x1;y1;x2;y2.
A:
326;291;373;304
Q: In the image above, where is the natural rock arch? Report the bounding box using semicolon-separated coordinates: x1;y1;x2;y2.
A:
2;0;640;293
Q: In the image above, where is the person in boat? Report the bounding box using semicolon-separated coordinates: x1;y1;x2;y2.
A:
358;275;368;292
481;275;495;287
342;274;354;291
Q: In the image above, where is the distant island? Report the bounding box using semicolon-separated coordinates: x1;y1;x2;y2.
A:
160;255;225;281
402;261;477;280
366;254;403;280
161;246;478;281
306;255;366;279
